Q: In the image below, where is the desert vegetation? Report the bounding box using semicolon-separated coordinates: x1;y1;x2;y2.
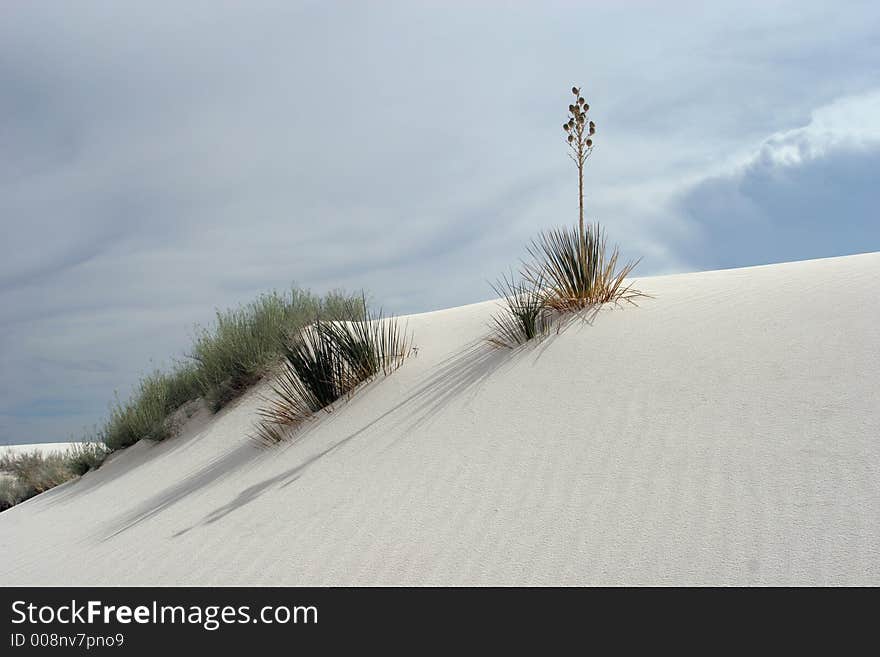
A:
103;367;201;450
190;289;360;411
0;443;108;511
255;297;411;444
1;287;364;510
525;223;641;311
565;85;595;244
103;288;362;450
488;85;642;347
488;274;551;348
4;86;635;509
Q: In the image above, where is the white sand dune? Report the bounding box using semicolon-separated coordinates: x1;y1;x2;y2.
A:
1;253;878;585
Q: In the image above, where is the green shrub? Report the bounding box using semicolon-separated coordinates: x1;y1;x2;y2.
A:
1;450;74;495
98;287;361;451
103;368;199;450
0;476;29;511
256;299;410;444
189;288;362;411
65;442;110;476
0;443;108;511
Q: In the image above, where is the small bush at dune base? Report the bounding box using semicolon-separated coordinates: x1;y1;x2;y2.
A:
0;443;108;511
255;298;411;445
0;476;30;511
65;442;110;476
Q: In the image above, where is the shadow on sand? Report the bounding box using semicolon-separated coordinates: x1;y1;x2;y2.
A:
100;440;265;540
99;304;618;541
166;339;519;536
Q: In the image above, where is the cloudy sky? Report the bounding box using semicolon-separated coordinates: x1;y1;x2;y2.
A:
2;0;879;445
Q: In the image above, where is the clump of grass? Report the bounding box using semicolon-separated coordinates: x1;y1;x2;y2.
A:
488;273;551;348
65;441;110;476
0;450;69;496
190;288;362;411
0;477;29;511
0;443;108;511
255;298;411;445
525;222;641;311
103;367;200;451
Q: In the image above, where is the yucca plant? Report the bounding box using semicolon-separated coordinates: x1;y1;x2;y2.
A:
525;222;641;311
546;86;641;308
255;300;411;444
321;297;410;380
488;273;551;348
253;324;337;445
282;321;349;411
487;85;643;335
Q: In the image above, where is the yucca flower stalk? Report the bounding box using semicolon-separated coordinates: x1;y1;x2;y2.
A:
563;85;596;261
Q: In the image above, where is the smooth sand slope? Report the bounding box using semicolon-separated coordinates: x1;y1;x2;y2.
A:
1;253;878;585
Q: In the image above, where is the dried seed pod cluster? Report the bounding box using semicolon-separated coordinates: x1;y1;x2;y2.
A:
563;86;596;154
563;85;596;242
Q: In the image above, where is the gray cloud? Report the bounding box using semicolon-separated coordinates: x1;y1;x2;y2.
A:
674;146;880;269
672;89;880;268
2;1;880;443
